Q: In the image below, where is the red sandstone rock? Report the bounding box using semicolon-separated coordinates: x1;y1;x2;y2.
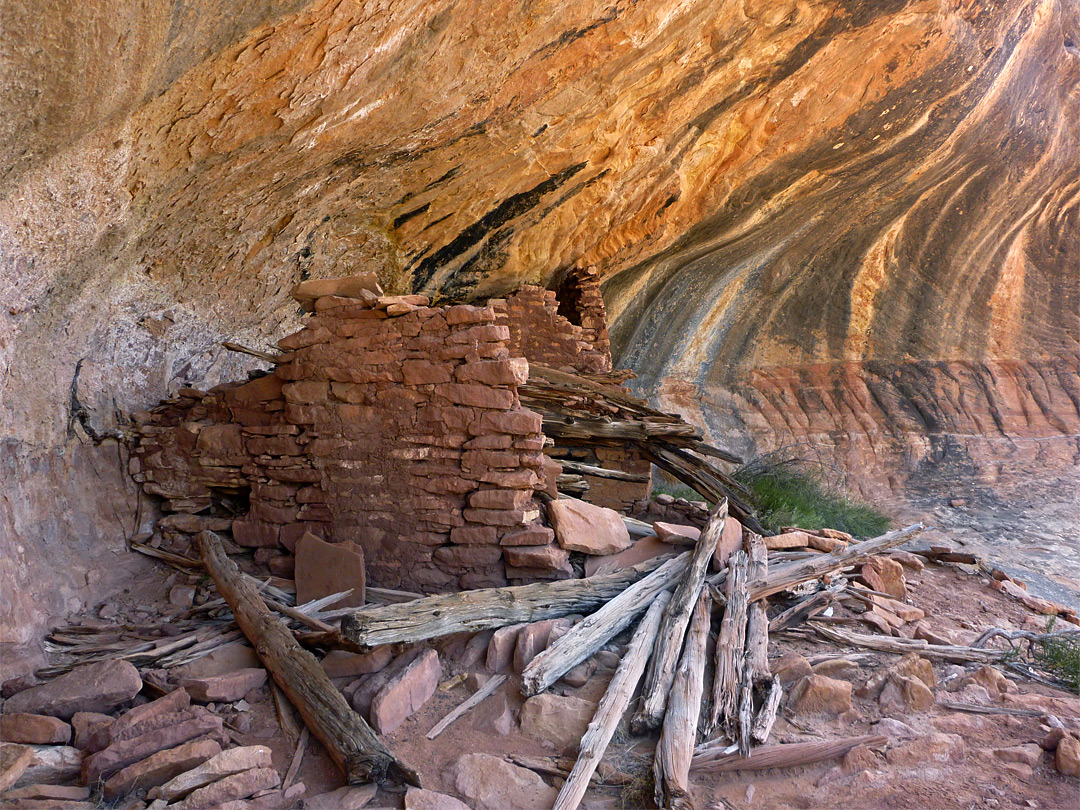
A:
295;532;366;608
321;648;393;679
71;713;113;751
349;649;425;718
88;687;191;753
0;743;35;792
14;744;82;787
502;543;570;570
4;660;142;720
519;693;596;751
547;499;631;555
879;675;934;714
154;745;274;802
714;516;744;568
1056;735;1080;777
468;488;533;510
790;674;853;715
169;767;281;810
291;274;381;310
486;624;526;674
583;535;670;576
771;653;812;685
499;525;555;547
305;784;378;809
83;710;223;784
0;784;90;801
764;531;810;550
102;737;222;799
885;733;966;766
860;556;907;600
406;786;472;810
513;619;570;673
450;753;558;810
0;714;71;745
370;649;441;733
653;522;699;544
456;358;529;386
180;669;266;703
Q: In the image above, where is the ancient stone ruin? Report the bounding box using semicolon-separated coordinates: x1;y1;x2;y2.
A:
131;270;651;593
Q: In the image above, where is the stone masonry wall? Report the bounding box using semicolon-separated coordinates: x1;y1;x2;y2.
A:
133;297;566;593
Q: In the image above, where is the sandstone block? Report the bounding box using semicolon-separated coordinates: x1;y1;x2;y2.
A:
583;535;670;576
502;544;570;570
714;516;743;568
879;675;934;714
652;522;699;545
519;693;596;751
439;384;515;410
771;653;811;686
180;669;266;703
1056;734;1080;777
71;713;113;751
370;649;441;733
402;360;453;386
0;714;71;745
455;359;529;386
444;305;495;326
513;619;570;673
295;532;366;607
349;649;425;718
992;743;1043;767
0;743;34;792
478;410;542;436
764;531;810;550
102;738;222;800
13;745;82;788
0;784;90;801
89;687;191;753
170;767;280;810
321;648;393;679
5;660;142;720
885;733;966;766
860;556;907;600
304;784;378;809
449;753;557;810
790;675;852;716
486;624;526;673
156;745;273;802
499;525;555;547
291;274;381;308
405;786;471;810
468;489;532;510
547;499;631;555
83;711;223;784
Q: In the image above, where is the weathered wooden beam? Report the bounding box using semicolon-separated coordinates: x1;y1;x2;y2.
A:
654;589;712;810
692;735;887;773
197;531;419;787
704;549;748;739
632;501;726;734
521;553;690;696
340;555;674;651
553;591;672;810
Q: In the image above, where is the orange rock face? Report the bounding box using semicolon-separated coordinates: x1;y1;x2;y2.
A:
1;0;1077;666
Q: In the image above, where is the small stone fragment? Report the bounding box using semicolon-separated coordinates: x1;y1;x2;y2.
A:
652;522;699;545
405;786;472;810
170;767;281;810
449;752;558;810
321;648;393;679
771;653;811;685
102;738;222;800
155;745;273;802
304;784;378;809
0;742;34;792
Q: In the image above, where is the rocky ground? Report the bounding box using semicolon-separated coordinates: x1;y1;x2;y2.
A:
1;531;1078;810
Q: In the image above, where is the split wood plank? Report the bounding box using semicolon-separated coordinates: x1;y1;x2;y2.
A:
426;674;508;740
810;622;1005;663
738;532;770;754
705;549;748;739
197;530;419;786
633;500;727;734
654;589;712;810
340;555;675;650
521;553;691;696
553;591;673;810
692;735;887;772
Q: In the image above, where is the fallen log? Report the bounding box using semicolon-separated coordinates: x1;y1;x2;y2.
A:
654;590;712;810
710;523;926;598
809;623;1005;663
521;553;691;696
633;501;727;734
692;735;887;773
426;674;508;740
768;579;846;632
340;555;675;650
553;591;672;810
197;531;419;786
557;459;651;482
704;549;748;739
738;533;771;754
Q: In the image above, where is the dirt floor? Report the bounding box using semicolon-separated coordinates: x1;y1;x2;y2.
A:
64;546;1079;810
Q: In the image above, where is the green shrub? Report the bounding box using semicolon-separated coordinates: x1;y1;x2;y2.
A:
1034;619;1080;693
732;452;891;537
